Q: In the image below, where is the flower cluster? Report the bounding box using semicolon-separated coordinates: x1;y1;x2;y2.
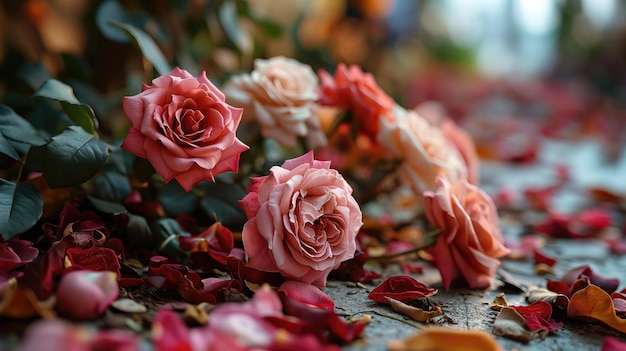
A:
1;55;509;350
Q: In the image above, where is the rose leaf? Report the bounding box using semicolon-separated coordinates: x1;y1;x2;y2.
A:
33;79;98;135
0;105;47;147
0;179;43;240
110;22;172;76
42;126;109;188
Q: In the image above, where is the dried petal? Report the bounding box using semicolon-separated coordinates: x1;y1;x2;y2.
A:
386;297;443;322
388;327;504;351
568;285;626;333
510;301;563;332
493;307;549;342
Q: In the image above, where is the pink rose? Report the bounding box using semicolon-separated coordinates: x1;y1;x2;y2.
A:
423;175;509;289
377;107;467;194
239;151;362;286
121;67;249;191
415;101;480;184
224;56;326;148
318;63;394;140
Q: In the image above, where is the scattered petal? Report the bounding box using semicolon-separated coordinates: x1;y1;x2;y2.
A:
493;307;549;342
601;337;626;351
568;285;626;333
368;276;437;303
55;270;119;320
388;327;504;351
386;297;443;322
112;298;148;313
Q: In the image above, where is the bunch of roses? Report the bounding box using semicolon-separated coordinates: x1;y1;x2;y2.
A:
119;56;508;291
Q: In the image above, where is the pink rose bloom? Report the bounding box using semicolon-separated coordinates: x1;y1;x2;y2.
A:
415;101;480;184
0;238;38;273
224;56;326;148
377;107;467;194
121;67;249;191
423;175;509;289
239;151;362;286
318;63;394;140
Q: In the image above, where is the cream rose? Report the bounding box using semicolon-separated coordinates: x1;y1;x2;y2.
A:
423;175;509;289
377;107;467;194
224;56;326;148
121;67;249;191
238;151;362;286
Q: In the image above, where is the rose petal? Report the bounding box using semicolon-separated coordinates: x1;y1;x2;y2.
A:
368;275;437;303
568;285;626;333
388;327;504;351
56;270;119;320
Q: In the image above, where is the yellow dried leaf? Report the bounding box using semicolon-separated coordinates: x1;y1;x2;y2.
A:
388;327;504;351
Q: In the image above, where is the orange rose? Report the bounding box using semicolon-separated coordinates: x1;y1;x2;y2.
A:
423;175;509;289
318;63;394;140
377;107;467;194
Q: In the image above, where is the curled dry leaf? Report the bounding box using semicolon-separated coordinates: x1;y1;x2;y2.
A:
492;307;549;342
568;285;626;333
526;285;569;313
490;292;508;311
385;297;443;323
387;327;504;351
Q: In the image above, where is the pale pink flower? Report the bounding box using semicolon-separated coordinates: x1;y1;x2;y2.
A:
55;270;119;320
224;56;326;148
239;151;362;286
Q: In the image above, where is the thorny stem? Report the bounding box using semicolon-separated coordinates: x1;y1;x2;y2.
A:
366;228;441;261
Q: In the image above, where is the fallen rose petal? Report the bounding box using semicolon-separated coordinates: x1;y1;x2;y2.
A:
568;285;626;333
602;337;626;351
533;249;557;267
56;270;119;320
0;239;39;273
562;265;619;295
492;307;549;342
279;281;335;310
0;285;55;319
612;298;626;314
510;301;563;332
64;246;121;275
490;292;508;311
386;297;443;322
368;276;437;303
388;327;504;351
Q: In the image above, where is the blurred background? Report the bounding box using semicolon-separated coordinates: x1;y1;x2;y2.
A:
1;0;625;163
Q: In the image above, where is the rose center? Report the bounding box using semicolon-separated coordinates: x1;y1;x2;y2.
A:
180;109;204;134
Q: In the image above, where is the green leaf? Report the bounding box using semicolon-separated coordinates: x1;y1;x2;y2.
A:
43;126;109;188
0;105;48;146
17;62;51;91
159;181;199;217
0;179;43;240
88;196;127;215
110;22;172;76
218;0;253;55
33;79;98;135
151;218;188;258
0;132;19;160
200;181;247;229
93;172;132;201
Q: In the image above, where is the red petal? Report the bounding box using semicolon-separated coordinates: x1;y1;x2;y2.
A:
368;275;437;303
532;249;557;267
279;281;335;310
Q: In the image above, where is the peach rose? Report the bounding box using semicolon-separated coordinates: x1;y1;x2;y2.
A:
415;101;480;184
318;63;394;139
224;56;326;148
121;67;249;191
423;175;509;289
377;107;467;194
239;151;362;286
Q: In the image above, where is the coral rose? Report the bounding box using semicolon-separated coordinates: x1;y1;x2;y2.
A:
377;107;467;194
318;63;394;139
423;175;509;289
224;56;326;148
239;151;362;286
121;67;249;191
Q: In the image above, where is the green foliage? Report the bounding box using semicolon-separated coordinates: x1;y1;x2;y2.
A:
0;105;48;147
160;181;199;217
111;22;172;76
0;179;43;240
33;79;99;135
151;218;189;258
200;180;247;229
42;126;109;188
